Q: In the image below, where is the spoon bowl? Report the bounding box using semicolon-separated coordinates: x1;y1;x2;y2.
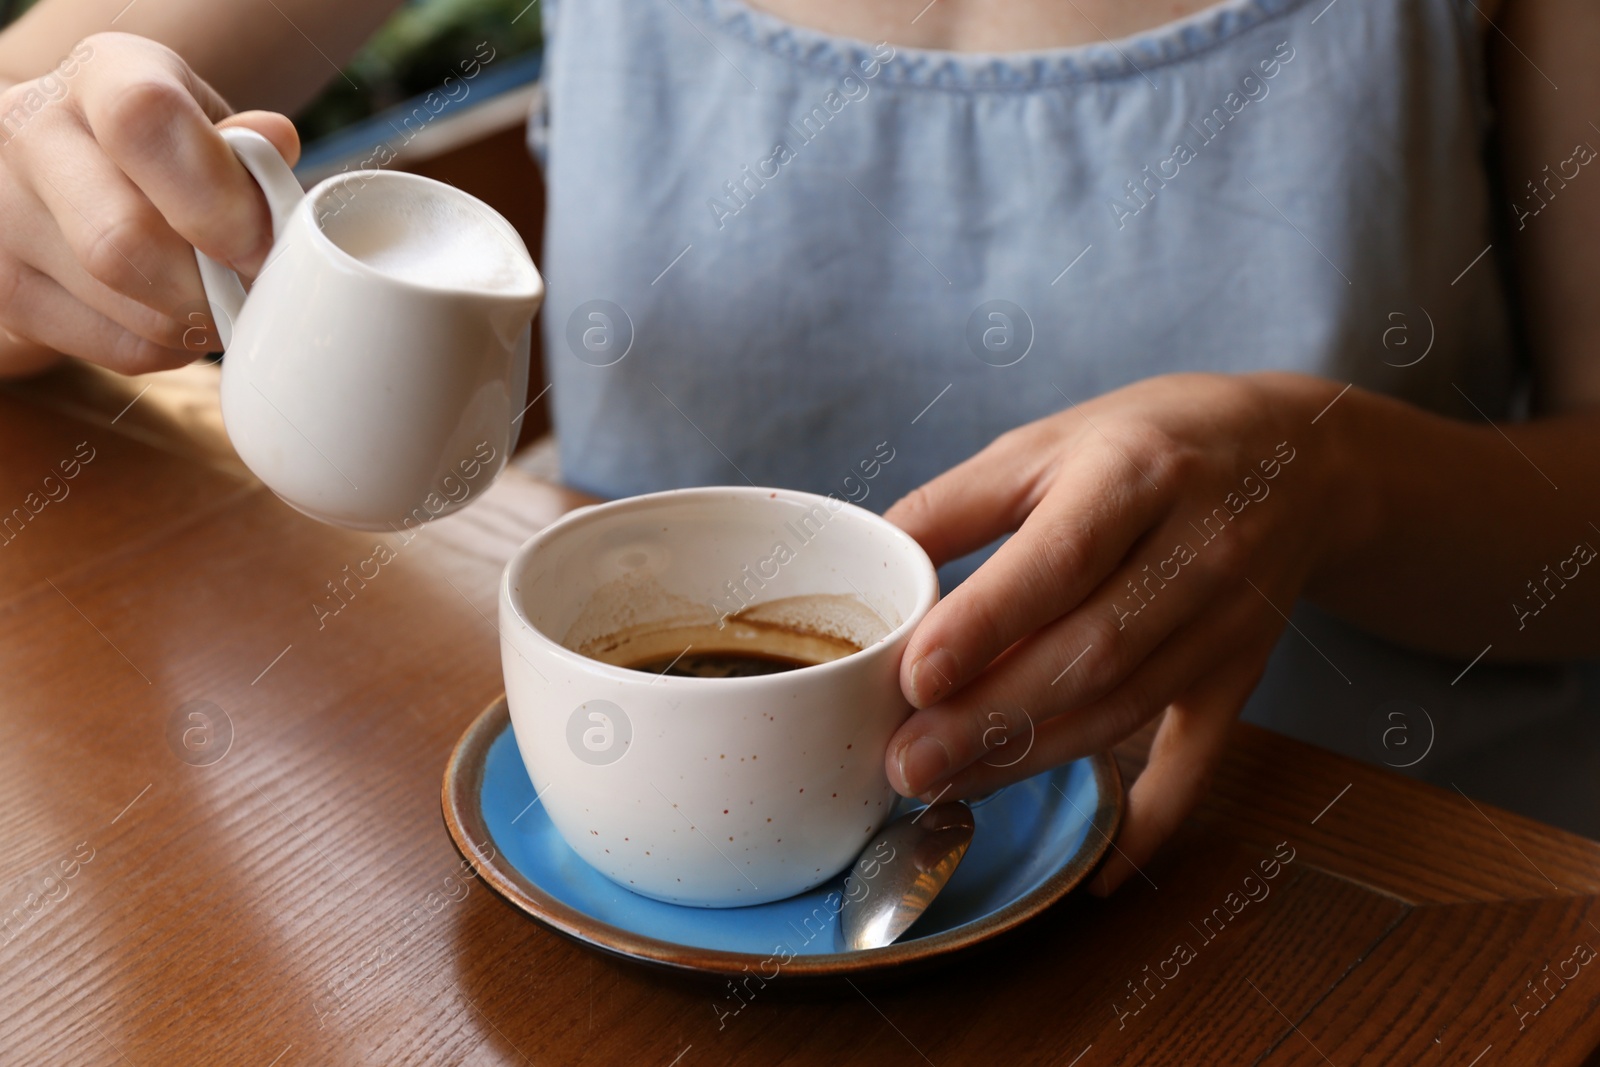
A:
839;800;976;951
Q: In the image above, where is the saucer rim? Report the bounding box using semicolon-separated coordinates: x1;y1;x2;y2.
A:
441;695;1123;978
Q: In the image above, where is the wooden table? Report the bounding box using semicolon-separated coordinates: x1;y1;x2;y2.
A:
4;362;1599;1066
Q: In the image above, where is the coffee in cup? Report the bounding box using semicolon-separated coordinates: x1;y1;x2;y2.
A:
579;593;884;678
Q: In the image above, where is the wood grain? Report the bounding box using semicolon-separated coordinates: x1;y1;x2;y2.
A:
1;363;1597;1066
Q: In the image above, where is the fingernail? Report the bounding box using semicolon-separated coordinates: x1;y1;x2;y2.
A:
896;736;950;796
908;648;957;708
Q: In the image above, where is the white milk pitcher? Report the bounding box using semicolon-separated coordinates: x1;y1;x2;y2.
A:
196;127;544;530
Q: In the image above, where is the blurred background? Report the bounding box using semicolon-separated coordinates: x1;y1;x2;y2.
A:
0;0;542;138
289;0;540;142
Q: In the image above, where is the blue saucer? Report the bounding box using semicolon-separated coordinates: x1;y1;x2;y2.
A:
442;698;1122;977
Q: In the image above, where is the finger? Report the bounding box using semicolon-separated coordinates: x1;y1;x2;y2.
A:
75;51;285;273
883;423;1058;567
905;500;1256;765
898;446;1178;712
904;584;1275;797
0;254;189;374
1087;637;1275;896
217;111;301;167
902;463;1203;726
9;120;203;328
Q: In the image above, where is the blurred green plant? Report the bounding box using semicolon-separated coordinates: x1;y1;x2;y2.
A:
295;0;542;142
0;0;42;25
0;0;539;141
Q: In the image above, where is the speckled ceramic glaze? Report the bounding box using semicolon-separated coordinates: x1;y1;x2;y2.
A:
498;487;940;906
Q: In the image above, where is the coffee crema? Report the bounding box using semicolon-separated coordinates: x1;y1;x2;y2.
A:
569;592;886;678
592;617;863;678
583;620;863;682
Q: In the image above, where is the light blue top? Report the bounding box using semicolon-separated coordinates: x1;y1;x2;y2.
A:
533;0;1598;832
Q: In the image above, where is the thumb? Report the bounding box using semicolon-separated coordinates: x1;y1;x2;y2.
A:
216;110;302;169
883;430;1050;567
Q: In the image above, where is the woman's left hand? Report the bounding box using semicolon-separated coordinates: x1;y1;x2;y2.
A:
882;371;1368;893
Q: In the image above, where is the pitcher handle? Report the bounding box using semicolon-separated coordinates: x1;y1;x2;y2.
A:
193;126;306;350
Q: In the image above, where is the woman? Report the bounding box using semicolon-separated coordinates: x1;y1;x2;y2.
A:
0;0;1594;893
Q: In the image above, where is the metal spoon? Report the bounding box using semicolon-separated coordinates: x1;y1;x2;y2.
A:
838;800;975;950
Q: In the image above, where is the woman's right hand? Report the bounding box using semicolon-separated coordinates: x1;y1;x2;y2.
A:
0;32;299;377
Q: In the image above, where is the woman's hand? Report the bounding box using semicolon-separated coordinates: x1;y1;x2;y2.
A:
882;371;1370;893
0;33;298;377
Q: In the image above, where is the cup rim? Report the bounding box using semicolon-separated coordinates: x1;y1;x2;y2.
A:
500;486;940;687
301;170;544;301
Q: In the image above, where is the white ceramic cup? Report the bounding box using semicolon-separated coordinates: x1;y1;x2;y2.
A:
197;127;544;530
499;486;940;907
